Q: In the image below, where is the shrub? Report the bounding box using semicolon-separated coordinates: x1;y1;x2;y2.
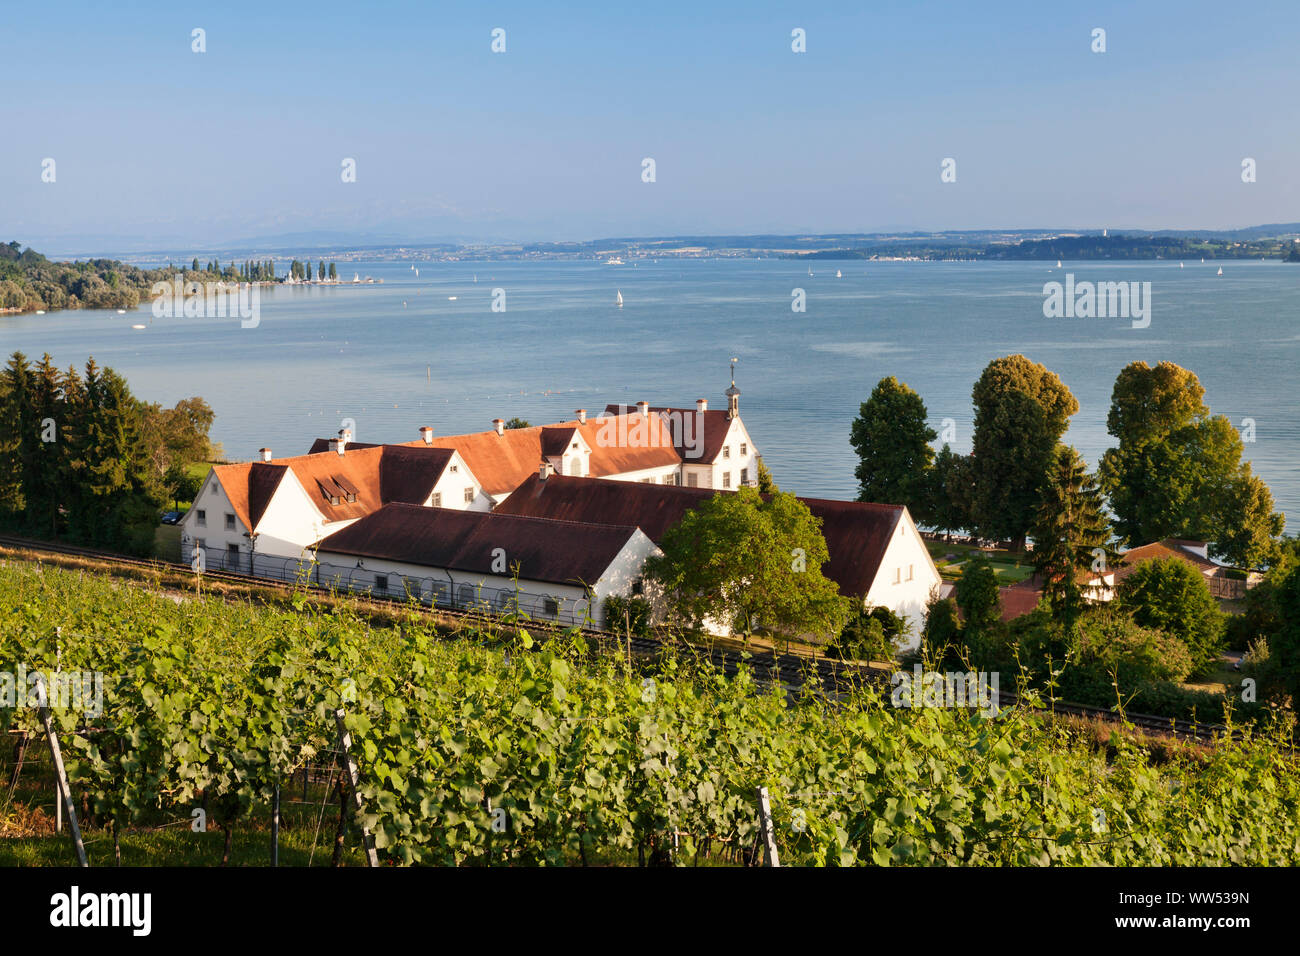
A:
828;605;907;661
602;595;652;637
1117;557;1225;676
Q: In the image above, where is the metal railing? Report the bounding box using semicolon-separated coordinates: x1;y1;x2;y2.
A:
182;544;596;627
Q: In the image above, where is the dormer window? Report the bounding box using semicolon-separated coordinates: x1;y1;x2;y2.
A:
740;443;747;455
723;446;731;459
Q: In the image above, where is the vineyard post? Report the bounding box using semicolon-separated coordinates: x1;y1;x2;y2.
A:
755;786;780;868
271;782;280;866
35;675;88;867
333;708;379;867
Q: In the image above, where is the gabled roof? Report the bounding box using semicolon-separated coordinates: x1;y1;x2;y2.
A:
797;497;905;599
1116;538;1219;580
212;445;457;531
604;405;737;463
314;502;642;586
495;475;908;599
309;411;681;496
498;473;718;541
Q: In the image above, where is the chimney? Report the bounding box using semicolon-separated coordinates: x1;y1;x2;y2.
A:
575;409;587;424
492;418;505;436
259;447;272;462
539;461;554;480
419;426;434;444
636;400;649;417
695;398;708;412
332;429;348;456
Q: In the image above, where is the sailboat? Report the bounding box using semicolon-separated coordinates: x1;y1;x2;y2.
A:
807;265;814;277
1180;262;1184;268
1056;260;1062;268
473;274;477;283
1217;267;1223;276
836;269;842;278
616;290;623;308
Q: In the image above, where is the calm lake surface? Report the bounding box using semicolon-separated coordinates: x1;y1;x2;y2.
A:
4;258;1298;527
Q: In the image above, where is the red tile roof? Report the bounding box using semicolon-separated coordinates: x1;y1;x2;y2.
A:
213;445;456;531
495;474;908;599
605;405;736;463
997;585;1044;622
314;502;641;586
309;411;681;496
1116;538;1219;581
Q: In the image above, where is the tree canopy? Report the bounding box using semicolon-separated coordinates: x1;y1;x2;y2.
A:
1029;446;1113;632
970;355;1078;548
1098;361;1284;567
643;487;848;641
849;376;936;521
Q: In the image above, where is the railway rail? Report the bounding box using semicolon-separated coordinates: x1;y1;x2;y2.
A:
0;532;1241;742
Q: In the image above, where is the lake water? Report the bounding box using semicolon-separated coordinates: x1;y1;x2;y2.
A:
3;258;1298;528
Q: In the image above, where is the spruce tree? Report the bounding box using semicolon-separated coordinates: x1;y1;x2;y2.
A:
1030;445;1113;632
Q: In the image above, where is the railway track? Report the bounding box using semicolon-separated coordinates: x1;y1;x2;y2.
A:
0;532;1239;742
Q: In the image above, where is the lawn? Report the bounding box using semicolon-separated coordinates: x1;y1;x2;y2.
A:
926;540;1036;584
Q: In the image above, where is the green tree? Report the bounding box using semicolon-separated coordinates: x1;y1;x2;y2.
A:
927;445;974;537
920;594;964;667
0;353;37;523
503;417;530;429
829;605;907;661
1029;446;1113;632
755;457;776;494
328;262;337;280
955;553;1001;635
64;360;167;554
1117;557;1225;676
1098;361;1284;567
191;257;199;272
849;376;936;520
644;487;849;643
1268;562;1300;706
970;356;1079;549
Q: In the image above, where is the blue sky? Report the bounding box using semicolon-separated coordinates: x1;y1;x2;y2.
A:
4;0;1299;249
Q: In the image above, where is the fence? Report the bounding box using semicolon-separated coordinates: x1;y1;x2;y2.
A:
181;545;599;628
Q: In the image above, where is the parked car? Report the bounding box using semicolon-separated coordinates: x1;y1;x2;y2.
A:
160;510;183;525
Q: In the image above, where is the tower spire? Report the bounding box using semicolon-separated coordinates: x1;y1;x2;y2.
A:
725;356;740;419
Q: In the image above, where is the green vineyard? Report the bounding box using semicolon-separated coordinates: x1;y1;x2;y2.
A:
1;562;1297;866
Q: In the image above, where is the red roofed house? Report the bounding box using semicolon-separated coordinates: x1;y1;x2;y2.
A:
179;433;488;575
306;378;761;504
312;501;660;629
495;472;941;645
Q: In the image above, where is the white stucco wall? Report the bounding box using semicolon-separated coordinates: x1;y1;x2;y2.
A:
863;508;943;652
427;451;490;511
308;531;657;629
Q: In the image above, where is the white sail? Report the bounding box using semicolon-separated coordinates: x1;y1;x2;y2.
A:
616;290;623;307
836;269;842;278
1056;260;1062;268
1217;267;1223;275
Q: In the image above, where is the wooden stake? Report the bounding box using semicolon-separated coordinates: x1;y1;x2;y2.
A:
334;708;379;867
755;786;780;868
35;675;88;867
271;782;280;866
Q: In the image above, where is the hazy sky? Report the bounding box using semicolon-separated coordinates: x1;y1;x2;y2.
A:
5;1;1299;250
